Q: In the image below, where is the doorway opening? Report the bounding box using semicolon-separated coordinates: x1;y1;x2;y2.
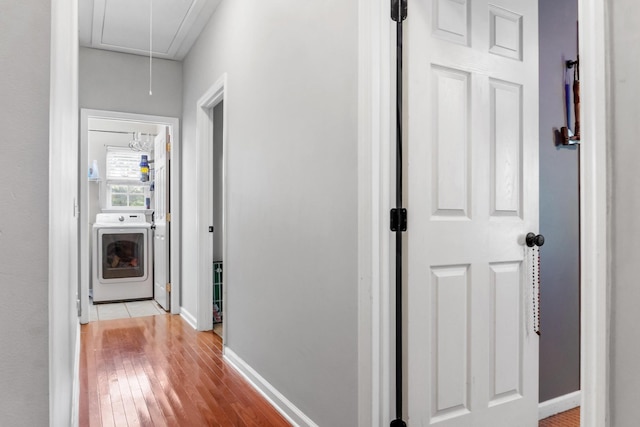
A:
195;74;228;336
537;0;582;423
211;101;225;338
79;109;182;324
358;0;608;425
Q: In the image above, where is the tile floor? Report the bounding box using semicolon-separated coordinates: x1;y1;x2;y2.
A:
89;299;167;321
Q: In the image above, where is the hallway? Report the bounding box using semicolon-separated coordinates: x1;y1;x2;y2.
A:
79;315;290;426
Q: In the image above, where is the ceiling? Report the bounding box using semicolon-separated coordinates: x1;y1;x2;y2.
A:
79;0;222;61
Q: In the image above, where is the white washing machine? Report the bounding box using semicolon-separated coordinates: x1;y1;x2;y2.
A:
92;213;153;302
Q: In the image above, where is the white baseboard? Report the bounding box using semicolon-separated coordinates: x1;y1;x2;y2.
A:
539;390;581;420
180;307;197;329
72;322;81;427
224;347;318;427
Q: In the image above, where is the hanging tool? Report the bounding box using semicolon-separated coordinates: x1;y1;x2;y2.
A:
565;65;572;134
561;57;580;145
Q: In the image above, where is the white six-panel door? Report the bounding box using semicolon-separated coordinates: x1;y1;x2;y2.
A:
406;0;539;425
154;127;170;311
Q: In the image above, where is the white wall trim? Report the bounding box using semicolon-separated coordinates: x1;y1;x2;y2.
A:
578;0;609;426
224;348;318;427
180;307;198;330
358;0;394;425
50;0;79;424
195;73;228;332
71;323;81;427
79;109;182;322
79;110;90;324
539;391;582;420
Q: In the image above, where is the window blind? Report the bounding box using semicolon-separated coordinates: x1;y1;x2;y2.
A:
106;147;148;182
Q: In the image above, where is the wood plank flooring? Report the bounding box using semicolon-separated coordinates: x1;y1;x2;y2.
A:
539;407;580;427
79;315;291;427
79;313;580;426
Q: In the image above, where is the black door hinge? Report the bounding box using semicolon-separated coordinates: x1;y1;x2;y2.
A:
391;0;407;22
390;208;407;232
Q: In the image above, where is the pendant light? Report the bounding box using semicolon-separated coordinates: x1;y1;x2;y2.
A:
129;132;153;152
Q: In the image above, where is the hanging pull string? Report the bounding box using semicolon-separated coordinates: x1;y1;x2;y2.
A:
149;0;153;96
531;246;541;336
537;247;541;335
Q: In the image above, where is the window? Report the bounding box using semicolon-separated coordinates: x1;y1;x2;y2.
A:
108;184;146;208
106;147;149;209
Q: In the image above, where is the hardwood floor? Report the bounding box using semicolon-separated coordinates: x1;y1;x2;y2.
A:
539;407;580;427
80;313;578;426
79;315;291;426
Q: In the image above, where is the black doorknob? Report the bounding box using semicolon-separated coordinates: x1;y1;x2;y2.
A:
526;232;545;247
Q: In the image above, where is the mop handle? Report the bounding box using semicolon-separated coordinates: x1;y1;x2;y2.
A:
565;71;571;129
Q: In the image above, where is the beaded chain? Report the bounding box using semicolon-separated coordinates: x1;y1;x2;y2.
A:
532;246;541;336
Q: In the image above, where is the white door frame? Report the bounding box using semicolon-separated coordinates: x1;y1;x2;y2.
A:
195;74;228;333
357;0;393;424
577;0;609;424
356;0;609;426
79;109;182;321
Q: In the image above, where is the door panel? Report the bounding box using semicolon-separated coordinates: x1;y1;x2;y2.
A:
406;0;539;425
154;127;170;311
430;265;471;422
489;261;522;402
490;79;523;217
432;66;470;218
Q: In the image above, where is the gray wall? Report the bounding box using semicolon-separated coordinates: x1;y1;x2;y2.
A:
79;47;183;118
538;0;581;402
610;0;640;425
181;1;359;425
0;1;51;424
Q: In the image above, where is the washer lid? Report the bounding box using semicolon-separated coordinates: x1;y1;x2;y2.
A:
95;213;147;224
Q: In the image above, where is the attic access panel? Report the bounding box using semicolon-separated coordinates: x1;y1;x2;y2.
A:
100;0;191;54
85;0;221;60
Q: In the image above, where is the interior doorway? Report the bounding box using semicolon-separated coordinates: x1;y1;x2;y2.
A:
211;101;225;338
538;0;582;422
195;74;228;335
358;0;608;425
79;109;182;324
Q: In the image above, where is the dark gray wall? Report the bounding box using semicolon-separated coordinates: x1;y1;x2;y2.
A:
538;0;581;402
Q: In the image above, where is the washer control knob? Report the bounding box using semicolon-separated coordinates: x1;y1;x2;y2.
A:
119;215;125;222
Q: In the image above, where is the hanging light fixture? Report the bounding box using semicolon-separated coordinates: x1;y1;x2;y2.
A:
129;132;153;152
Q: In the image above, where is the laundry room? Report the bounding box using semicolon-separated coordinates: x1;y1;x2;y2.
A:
78;41;182;323
86;118;162;317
